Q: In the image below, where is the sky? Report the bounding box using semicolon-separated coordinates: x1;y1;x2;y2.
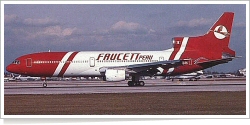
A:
2;2;247;73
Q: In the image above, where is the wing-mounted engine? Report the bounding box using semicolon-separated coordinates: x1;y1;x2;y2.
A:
104;69;126;82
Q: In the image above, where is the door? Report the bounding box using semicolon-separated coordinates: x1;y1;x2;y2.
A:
89;57;95;67
26;58;32;67
159;57;164;61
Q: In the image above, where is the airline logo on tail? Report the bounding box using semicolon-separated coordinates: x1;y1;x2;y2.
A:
214;25;229;39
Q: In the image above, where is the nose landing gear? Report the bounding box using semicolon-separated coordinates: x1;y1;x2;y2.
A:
41;77;47;87
43;81;47;87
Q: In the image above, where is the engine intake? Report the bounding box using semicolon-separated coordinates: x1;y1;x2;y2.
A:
105;69;126;82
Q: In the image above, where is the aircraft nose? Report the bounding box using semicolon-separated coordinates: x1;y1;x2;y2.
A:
6;64;12;72
6;64;17;73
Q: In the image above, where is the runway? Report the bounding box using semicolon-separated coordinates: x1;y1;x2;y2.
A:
4;79;246;115
4;79;246;95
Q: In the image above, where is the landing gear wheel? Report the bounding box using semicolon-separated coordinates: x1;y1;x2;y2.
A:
42;78;48;87
128;75;145;87
43;82;47;87
139;81;145;86
128;81;134;86
127;81;145;87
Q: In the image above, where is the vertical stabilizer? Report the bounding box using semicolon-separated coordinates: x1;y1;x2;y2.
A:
180;12;235;66
207;12;234;48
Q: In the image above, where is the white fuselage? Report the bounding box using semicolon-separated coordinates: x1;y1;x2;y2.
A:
55;49;174;77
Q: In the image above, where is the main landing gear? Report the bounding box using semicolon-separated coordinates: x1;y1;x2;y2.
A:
127;75;145;87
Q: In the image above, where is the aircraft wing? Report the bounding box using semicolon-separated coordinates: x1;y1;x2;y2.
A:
127;60;183;73
99;59;191;75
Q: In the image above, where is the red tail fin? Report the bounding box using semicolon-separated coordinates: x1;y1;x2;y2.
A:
180;12;235;64
207;12;234;47
206;12;235;58
187;12;235;58
171;12;236;74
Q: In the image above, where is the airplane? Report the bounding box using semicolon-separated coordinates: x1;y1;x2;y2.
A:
6;12;238;87
167;70;203;81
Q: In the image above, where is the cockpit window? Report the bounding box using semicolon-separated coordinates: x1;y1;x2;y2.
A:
12;60;20;64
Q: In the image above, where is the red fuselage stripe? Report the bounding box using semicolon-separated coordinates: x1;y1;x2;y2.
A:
58;52;79;77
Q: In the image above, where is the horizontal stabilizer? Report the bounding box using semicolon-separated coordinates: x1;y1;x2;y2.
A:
196;56;240;69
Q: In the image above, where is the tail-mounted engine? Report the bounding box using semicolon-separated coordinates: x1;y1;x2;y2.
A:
172;37;184;48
